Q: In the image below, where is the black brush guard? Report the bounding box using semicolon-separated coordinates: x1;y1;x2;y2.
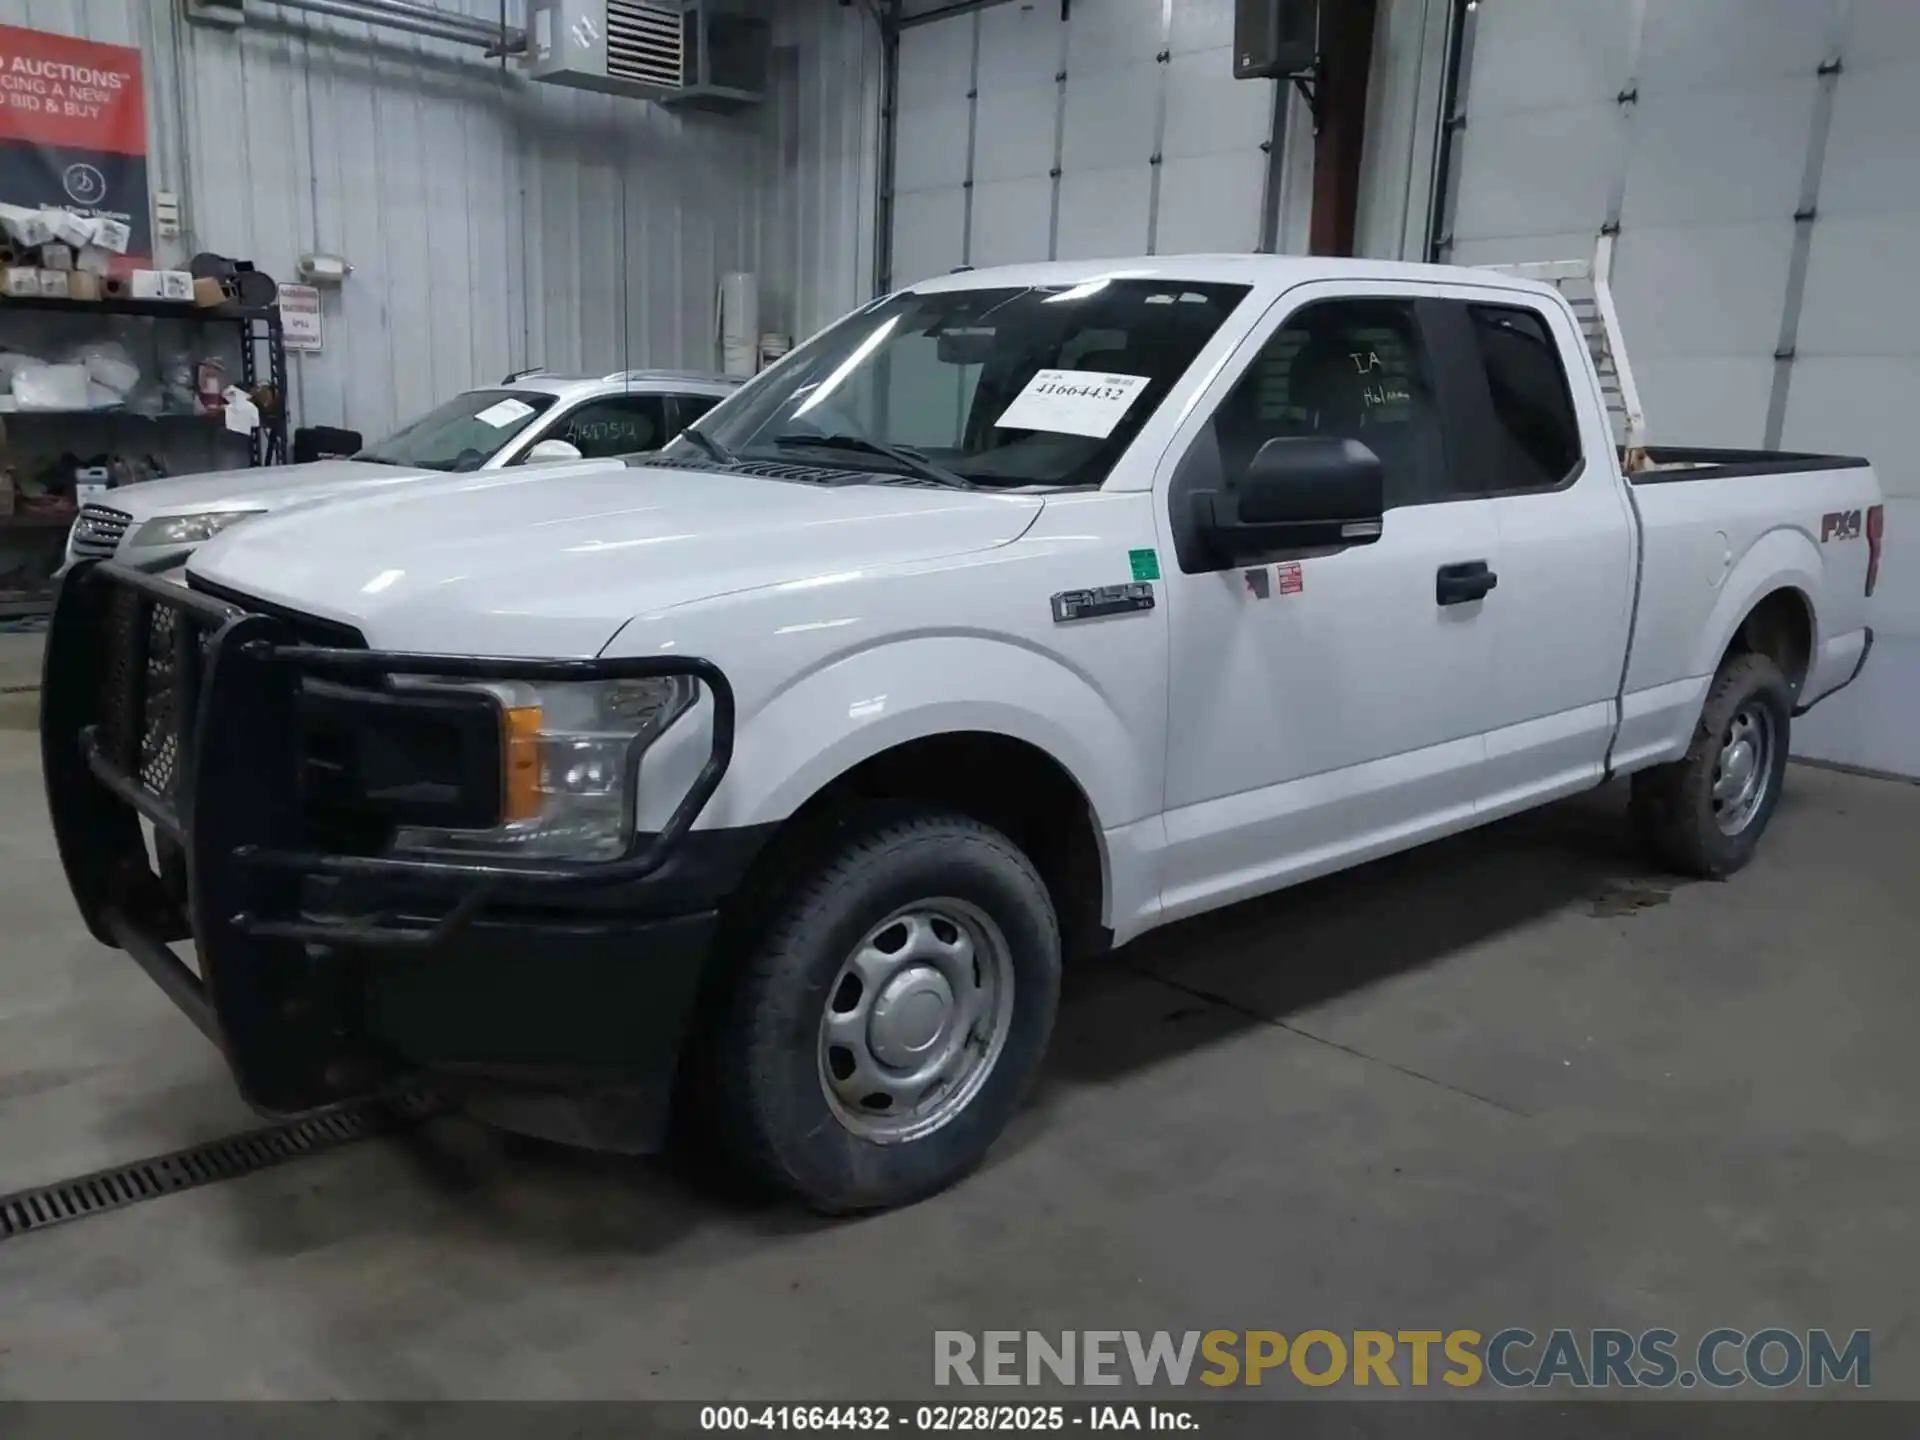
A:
42;559;735;1116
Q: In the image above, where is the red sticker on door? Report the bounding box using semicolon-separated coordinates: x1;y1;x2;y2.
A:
1276;561;1304;595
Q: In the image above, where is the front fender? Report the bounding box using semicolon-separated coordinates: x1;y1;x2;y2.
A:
713;634;1152;833
1691;524;1822;683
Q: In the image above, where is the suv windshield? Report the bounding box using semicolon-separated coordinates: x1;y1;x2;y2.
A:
673;279;1251;489
355;390;557;472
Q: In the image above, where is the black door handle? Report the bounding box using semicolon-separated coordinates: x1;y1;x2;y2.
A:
1436;560;1498;606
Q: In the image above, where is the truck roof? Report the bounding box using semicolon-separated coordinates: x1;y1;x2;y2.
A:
906;253;1560;301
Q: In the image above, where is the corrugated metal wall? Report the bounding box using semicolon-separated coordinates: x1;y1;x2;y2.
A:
1396;0;1919;776
0;0;878;440
888;0;1313;287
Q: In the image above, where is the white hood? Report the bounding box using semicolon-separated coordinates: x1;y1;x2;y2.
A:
187;463;1045;657
103;458;442;521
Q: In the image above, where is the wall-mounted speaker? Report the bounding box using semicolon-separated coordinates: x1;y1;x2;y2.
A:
1233;0;1320;79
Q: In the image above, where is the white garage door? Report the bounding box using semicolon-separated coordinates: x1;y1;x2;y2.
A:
889;0;1290;287
1440;0;1920;778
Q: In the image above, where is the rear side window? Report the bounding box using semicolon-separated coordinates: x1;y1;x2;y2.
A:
1466;304;1582;491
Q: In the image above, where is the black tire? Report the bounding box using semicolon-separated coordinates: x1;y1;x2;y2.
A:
710;809;1061;1214
1629;652;1793;879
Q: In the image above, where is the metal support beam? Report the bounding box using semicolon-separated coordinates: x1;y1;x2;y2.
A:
1424;0;1475;261
873;0;904;295
1765;4;1852;448
1308;0;1379;256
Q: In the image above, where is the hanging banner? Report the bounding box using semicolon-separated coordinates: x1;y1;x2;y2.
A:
0;24;150;260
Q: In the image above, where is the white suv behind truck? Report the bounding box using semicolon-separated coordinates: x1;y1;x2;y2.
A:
44;255;1883;1215
63;368;738;570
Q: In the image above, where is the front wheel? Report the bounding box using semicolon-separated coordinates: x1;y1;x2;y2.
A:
1630;652;1793;879
710;809;1061;1213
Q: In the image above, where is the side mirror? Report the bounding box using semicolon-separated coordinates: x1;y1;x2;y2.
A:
1195;436;1385;564
524;438;584;463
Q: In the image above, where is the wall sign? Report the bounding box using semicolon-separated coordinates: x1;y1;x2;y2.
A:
277;282;323;352
0;24;150;259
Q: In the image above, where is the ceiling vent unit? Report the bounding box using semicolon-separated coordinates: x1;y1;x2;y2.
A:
524;1;768;109
660;4;772;114
525;0;686;101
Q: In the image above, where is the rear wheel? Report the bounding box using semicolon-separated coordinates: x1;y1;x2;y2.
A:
710;809;1060;1213
1630;652;1793;878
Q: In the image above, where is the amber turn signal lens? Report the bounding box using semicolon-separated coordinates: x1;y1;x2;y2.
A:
502;705;544;821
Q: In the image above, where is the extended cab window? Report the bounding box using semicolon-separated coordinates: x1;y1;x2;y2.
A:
1212;298;1446;508
1465;303;1582;491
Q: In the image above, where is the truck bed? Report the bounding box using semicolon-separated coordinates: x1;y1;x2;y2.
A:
1627;446;1874;483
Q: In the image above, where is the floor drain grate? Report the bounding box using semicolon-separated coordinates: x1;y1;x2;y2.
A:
0;1090;443;1243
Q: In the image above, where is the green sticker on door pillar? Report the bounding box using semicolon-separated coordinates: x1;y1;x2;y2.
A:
1129;548;1161;581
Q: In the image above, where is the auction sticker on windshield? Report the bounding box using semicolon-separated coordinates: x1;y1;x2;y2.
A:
474;398;536;428
996;370;1152;439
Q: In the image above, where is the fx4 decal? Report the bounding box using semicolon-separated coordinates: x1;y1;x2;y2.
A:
1821;510;1863;542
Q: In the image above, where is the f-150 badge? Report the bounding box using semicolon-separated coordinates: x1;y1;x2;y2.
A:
1052;583;1155;623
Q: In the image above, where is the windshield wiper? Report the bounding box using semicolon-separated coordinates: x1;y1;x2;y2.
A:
771;433;979;490
678;426;737;466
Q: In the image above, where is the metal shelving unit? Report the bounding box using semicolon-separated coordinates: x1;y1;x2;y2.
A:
0;292;289;466
0;293;291;617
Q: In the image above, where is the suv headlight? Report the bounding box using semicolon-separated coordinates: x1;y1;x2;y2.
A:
128;510;265;548
391;676;698;861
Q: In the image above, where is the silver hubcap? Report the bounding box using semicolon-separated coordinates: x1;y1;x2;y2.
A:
1711;704;1774;835
817;900;1015;1143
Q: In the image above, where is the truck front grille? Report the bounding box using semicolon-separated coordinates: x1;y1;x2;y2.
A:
71;504;132;559
99;593;210;801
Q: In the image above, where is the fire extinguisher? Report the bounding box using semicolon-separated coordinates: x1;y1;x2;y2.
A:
195;358;227;416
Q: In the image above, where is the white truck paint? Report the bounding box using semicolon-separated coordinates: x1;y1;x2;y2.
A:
193;255;1880;940
58;255;1883;1213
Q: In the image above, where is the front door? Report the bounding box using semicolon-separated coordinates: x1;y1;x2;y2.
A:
1153;284;1502;922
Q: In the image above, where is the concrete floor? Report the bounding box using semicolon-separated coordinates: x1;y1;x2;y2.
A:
1;704;1917;1401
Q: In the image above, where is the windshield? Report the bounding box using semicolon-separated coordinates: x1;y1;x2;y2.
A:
355;389;557;472
670;278;1251;489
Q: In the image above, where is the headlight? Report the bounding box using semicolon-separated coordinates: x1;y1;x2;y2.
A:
391;676;698;861
128;510;265;548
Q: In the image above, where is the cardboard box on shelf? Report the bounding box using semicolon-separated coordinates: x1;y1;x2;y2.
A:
42;208;94;249
2;268;38;297
66;272;102;302
75;246;114;277
0;204;53;250
40;243;73;271
36;270;70;299
89;217;131;254
192;276;225;308
130;269;194;302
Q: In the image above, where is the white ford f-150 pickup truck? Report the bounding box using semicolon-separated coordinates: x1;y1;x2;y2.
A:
43;255;1883;1214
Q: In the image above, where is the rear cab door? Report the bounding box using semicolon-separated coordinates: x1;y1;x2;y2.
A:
1421;287;1638;816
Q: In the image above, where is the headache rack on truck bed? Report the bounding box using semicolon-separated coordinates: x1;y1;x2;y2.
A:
41;559;735;1116
1473;236;1651;467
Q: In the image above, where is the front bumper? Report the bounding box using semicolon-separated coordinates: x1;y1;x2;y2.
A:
42;559;744;1139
